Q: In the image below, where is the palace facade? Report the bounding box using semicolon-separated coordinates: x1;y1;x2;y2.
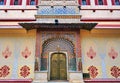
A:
0;0;120;83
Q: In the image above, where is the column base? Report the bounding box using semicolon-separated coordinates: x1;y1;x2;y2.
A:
69;71;84;83
33;71;48;83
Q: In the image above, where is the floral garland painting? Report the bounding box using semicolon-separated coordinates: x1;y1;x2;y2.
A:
21;47;31;59
0;65;10;78
88;65;98;78
2;46;12;59
111;66;120;78
87;47;96;59
108;47;118;59
20;65;30;78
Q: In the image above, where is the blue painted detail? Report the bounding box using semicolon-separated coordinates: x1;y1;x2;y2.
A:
54;7;66;14
38;6;76;15
11;44;20;79
39;7;53;15
82;54;84;64
70;58;76;71
100;54;107;78
0;1;4;5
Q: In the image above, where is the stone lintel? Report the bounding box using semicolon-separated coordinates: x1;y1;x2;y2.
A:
19;22;97;31
35;15;81;19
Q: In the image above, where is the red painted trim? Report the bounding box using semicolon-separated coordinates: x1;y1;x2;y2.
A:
103;0;107;5
19;0;22;5
4;0;7;5
84;78;120;82
26;0;30;5
78;0;82;5
95;0;98;5
111;0;115;5
80;8;120;12
81;18;120;21
97;25;120;27
95;25;120;28
86;0;90;5
0;19;36;21
0;9;37;10
36;30;41;57
0;79;32;81
35;0;38;5
10;0;14;5
81;8;120;11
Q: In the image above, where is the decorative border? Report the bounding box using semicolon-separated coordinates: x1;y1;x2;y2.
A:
35;15;81;19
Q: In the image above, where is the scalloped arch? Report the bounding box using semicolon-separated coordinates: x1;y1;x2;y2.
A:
42;37;75;55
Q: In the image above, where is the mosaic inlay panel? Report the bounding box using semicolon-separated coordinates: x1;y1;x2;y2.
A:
38;6;77;15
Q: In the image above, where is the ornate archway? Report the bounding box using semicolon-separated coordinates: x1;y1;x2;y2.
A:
41;37;76;71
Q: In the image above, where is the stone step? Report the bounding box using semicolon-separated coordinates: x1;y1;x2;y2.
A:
33;80;69;83
48;80;69;83
48;82;69;83
33;82;69;83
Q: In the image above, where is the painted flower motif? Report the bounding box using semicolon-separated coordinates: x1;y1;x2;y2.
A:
88;65;98;78
108;47;118;59
20;65;30;78
21;47;31;58
87;47;96;59
0;65;10;77
2;46;12;59
111;66;120;78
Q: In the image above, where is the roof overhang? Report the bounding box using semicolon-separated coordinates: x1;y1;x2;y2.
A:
19;22;97;31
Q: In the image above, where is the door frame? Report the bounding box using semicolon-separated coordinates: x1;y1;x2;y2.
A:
48;51;68;80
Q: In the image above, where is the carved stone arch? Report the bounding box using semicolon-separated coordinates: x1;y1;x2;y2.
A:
41;37;76;71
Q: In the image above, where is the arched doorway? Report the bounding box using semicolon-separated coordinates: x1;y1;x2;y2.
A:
41;38;76;71
50;53;67;80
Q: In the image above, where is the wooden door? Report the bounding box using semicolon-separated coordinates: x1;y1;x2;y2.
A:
50;53;67;80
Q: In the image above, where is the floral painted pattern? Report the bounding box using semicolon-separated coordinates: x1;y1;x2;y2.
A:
20;65;30;78
111;66;120;78
2;46;12;59
0;65;10;77
108;47;118;59
87;47;96;59
88;65;98;78
21;47;31;58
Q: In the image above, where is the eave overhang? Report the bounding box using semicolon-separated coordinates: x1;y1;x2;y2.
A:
19;22;97;31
